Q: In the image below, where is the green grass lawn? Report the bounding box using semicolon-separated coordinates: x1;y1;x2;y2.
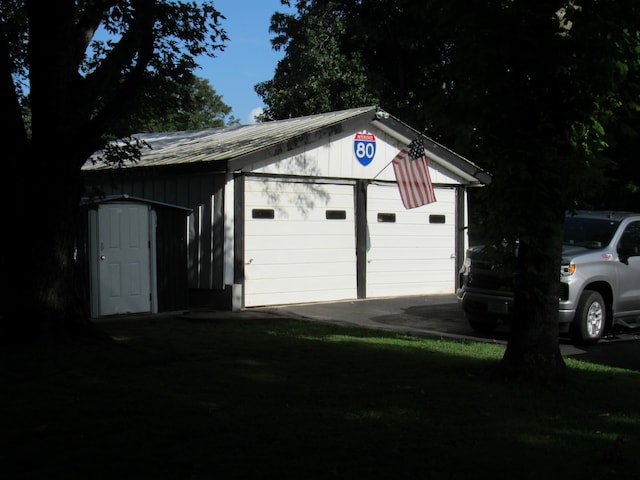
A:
2;315;639;479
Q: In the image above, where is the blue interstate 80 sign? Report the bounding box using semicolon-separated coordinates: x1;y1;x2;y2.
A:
354;132;376;166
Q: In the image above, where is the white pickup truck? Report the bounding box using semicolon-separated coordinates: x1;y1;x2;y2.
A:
457;211;640;345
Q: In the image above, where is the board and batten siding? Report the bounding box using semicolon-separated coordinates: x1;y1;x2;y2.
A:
249;128;467;186
89;172;226;291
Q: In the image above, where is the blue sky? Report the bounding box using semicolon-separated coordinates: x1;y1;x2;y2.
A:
196;0;295;124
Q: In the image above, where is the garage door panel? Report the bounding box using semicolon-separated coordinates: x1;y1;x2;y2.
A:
366;185;456;298
246;230;354;246
369;243;453;254
369;211;454;223
246;221;352;237
369;271;452;284
246;274;355;305
369;281;452;297
246;198;354;211
247;203;354;217
245;235;354;251
372;214;454;226
246;265;355;283
369;259;454;273
246;249;357;267
368;197;454;210
370;235;453;249
244;179;357;307
246;182;354;208
251;272;356;288
368;249;453;262
246;288;352;307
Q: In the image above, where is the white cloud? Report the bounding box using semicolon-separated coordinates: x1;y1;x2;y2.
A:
247;107;263;124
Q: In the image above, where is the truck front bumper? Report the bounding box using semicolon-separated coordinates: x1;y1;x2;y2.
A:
457;288;514;317
458;288;574;333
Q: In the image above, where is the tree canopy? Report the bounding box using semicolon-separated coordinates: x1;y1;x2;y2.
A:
0;0;227;342
258;0;451;127
255;0;377;120
260;0;640;382
137;75;236;132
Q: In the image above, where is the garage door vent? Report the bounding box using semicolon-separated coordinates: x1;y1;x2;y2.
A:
377;212;396;223
252;208;275;219
429;214;446;224
326;210;347;220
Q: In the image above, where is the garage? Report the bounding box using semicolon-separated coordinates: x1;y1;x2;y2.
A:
244;177;357;307
366;184;457;297
243;178;458;306
84;106;490;312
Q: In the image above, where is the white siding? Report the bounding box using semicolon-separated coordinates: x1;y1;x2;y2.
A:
250;126;469;185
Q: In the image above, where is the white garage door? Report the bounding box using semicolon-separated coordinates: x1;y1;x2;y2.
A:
244;178;357;307
366;184;456;297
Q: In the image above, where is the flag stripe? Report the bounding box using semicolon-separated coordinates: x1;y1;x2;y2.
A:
392;147;436;209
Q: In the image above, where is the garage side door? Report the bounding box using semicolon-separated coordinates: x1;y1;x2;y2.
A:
244;178;357;307
97;203;152;316
367;184;456;297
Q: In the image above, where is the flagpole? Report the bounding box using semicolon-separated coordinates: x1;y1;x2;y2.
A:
371;157;395;181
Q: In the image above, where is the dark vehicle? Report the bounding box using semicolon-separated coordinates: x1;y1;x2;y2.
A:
457;211;640;345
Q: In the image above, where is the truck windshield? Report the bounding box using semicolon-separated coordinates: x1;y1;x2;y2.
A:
563;217;620;248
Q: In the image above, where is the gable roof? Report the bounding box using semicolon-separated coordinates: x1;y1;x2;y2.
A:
83;106;491;185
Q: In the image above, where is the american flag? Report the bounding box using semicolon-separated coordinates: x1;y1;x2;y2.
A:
392;137;436;209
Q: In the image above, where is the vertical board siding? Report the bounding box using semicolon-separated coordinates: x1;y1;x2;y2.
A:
91;172;225;291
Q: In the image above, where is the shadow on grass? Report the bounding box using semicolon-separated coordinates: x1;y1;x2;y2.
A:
1;316;639;479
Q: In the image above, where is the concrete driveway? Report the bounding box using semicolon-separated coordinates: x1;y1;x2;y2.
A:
255;294;640;372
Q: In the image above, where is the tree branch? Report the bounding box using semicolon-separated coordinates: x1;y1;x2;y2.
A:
0;29;28;159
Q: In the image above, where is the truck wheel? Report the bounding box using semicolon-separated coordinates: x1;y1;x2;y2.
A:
572;290;606;345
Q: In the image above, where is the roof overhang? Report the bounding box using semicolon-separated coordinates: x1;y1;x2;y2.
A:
82;106;491;186
80;194;193;212
371;110;492;186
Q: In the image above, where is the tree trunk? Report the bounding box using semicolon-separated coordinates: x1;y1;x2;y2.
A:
499;213;567;384
0;151;109;345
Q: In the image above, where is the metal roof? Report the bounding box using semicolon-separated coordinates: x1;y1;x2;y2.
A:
82;105;491;185
84;106;378;171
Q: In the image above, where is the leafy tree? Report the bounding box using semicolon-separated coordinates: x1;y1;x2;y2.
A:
258;0;447;127
263;0;640;383
431;0;640;382
21;74;235;135
140;75;234;131
0;0;227;343
256;0;378;120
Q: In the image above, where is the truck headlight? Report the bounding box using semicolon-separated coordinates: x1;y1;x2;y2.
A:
561;263;575;277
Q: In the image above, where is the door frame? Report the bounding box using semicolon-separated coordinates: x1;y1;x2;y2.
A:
88;202;158;318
